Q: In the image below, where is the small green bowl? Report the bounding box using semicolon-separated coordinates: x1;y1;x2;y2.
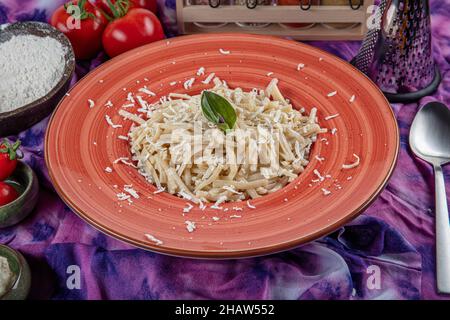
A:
0;244;31;300
0;161;39;228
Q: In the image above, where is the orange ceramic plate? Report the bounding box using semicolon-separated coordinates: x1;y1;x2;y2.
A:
45;34;399;258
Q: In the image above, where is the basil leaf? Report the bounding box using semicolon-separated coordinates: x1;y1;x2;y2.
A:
201;91;237;132
201;92;220;124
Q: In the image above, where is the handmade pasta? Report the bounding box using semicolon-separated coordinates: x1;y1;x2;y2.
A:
121;78;326;203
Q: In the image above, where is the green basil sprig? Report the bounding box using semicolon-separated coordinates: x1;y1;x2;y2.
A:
201;91;237;133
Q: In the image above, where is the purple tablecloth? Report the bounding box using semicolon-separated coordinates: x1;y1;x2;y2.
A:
0;0;449;300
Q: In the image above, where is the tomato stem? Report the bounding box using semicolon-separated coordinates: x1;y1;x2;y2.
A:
105;0;131;19
0;139;22;161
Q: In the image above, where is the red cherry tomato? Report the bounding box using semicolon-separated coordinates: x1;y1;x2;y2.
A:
0;140;21;181
0;182;19;206
51;0;108;60
102;8;165;58
131;0;157;13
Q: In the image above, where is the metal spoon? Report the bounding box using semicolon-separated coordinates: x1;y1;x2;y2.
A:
410;101;450;294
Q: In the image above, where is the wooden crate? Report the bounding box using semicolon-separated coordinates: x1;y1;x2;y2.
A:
176;2;374;40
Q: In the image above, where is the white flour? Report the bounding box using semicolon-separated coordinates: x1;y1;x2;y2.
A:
0;256;14;297
0;34;65;113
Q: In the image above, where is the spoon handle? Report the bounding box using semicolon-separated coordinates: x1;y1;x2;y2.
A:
434;164;450;294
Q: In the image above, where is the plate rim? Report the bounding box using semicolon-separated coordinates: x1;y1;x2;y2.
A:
45;33;400;259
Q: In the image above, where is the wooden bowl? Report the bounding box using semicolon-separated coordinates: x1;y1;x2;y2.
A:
0;161;39;228
0;21;75;136
0;244;31;300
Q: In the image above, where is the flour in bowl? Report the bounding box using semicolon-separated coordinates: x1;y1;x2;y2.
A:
0;34;65;113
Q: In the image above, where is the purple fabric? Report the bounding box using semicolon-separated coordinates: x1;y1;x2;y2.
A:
0;0;449;300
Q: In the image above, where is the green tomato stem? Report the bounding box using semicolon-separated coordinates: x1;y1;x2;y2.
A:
0;139;22;161
105;0;131;19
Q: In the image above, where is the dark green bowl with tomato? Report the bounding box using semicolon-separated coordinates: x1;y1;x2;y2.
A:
0;161;39;228
0;244;31;300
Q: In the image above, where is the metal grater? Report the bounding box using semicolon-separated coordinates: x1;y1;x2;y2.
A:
351;0;441;103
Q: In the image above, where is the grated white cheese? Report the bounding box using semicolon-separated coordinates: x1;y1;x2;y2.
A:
196;67;205;76
315;155;325;162
183;78;195;90
297;63;305;71
321;188;331;196
105;115;122;128
199;200;207;211
113;157;137;168
183;203;194;213
211;195;227;210
113;157;129;164
246;200;256;209
118;135;129;141
169;81;177;86
118;109;146;125
349;94;356;103
212;216;220;221
219;49;231;55
104;100;113;108
136;95;149;110
324;113;340;121
138;87;156;96
185;220;196;233
202;73;215;84
127;92;135;104
327;91;337;97
266;72;274;76
153;187;166;194
124;185;139;199
144;233;163;245
313;169;325;182
342;154;361;170
88;99;95;108
331;128;338;135
105;167;113;173
117;192;131;202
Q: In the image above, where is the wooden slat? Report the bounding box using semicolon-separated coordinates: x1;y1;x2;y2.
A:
183;23;365;41
182;5;366;23
176;0;186;33
361;0;373;37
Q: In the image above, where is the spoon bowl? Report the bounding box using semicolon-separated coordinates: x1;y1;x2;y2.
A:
410;102;450;165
